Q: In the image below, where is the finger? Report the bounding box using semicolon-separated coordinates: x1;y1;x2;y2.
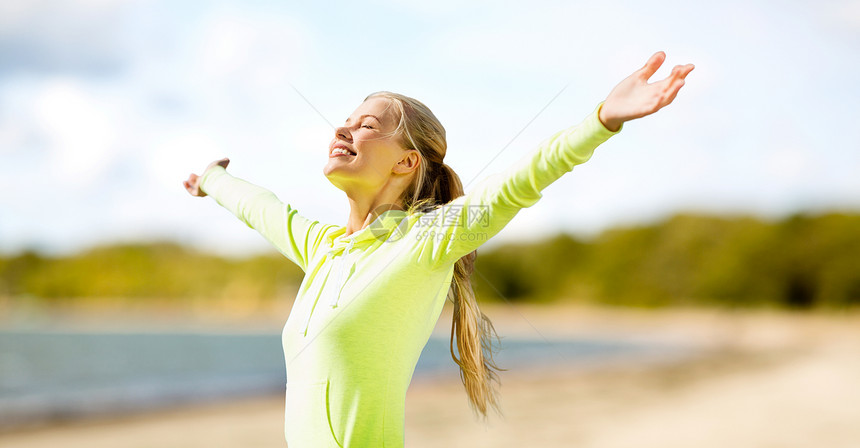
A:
638;51;666;82
672;64;694;80
666;65;692;99
661;88;681;109
650;72;676;92
681;63;695;79
652;64;688;91
659;78;686;109
669;64;687;80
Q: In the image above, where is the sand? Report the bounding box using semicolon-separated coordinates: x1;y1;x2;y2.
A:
1;303;859;447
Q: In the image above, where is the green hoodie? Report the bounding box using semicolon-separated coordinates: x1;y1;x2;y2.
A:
198;101;621;447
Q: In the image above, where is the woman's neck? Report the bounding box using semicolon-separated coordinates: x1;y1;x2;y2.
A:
344;194;405;237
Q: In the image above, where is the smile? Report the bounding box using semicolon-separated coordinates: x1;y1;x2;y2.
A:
330;147;356;157
330;142;357;158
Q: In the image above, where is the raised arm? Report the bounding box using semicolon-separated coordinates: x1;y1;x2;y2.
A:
184;158;328;272
420;51;694;267
419;101;619;267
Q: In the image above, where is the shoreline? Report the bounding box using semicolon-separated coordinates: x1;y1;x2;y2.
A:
1;304;859;447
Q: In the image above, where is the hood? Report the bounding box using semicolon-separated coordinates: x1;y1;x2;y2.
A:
325;209;411;256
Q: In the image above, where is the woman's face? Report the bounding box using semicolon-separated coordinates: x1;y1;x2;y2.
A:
323;97;417;195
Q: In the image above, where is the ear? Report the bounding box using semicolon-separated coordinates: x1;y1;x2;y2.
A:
393;149;421;175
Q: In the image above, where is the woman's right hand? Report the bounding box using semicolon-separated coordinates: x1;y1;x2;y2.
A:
183;158;230;197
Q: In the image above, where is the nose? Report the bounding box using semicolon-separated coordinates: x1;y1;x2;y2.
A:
335;125;351;142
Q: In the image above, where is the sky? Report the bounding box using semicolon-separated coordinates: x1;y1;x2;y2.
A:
1;0;858;257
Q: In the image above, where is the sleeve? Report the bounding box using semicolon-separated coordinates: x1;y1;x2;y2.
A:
418;101;622;268
198;165;328;272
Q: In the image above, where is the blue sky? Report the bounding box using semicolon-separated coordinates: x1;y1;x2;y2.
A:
1;0;858;257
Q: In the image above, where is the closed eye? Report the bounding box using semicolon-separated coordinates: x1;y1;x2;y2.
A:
362;125;374;129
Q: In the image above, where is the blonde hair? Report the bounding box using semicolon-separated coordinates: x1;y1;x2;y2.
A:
364;91;505;419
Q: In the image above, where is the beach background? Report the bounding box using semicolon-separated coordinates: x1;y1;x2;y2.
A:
1;302;859;447
2;0;860;447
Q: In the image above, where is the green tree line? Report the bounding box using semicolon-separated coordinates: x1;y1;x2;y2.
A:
1;211;859;310
472;211;860;309
0;243;304;304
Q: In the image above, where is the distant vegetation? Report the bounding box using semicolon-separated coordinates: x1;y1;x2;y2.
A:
2;211;859;311
472;211;860;310
0;243;304;311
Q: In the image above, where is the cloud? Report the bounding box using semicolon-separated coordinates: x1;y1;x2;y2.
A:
34;79;122;185
0;0;137;77
0;1;322;255
185;5;311;93
819;0;860;30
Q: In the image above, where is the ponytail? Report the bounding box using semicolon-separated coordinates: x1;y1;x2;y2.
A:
364;91;506;419
411;162;506;419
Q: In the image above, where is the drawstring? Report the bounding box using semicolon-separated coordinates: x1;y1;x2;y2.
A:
329;238;355;307
295;211;409;336
300;238;356;335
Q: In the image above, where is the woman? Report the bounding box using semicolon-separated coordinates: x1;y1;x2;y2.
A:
183;51;694;447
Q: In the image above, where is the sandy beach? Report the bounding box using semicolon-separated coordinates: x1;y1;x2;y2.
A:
1;303;859;447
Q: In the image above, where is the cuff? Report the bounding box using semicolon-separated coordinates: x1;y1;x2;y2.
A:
199;165;228;196
594;101;623;134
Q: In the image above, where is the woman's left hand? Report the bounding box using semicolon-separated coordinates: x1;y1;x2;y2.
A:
598;51;694;132
183;158;230;197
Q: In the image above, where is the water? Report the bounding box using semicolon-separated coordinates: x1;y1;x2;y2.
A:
0;330;692;429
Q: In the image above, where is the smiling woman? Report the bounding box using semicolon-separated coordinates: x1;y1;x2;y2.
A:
182;51;693;447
